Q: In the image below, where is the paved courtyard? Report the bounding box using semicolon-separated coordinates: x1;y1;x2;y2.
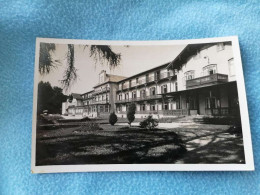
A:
164;123;245;164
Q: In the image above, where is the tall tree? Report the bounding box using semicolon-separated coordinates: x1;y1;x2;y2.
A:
39;43;121;90
37;81;67;114
127;103;136;127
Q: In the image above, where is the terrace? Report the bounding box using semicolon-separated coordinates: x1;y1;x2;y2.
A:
186;73;228;89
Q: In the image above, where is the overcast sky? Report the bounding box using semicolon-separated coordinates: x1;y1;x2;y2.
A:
39;43;186;94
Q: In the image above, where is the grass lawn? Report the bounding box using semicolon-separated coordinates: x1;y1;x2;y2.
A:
36;120;245;165
36;123;186;165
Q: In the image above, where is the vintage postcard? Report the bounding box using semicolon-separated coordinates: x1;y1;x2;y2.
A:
31;36;254;173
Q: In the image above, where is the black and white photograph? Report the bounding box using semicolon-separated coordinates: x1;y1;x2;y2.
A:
31;37;254;173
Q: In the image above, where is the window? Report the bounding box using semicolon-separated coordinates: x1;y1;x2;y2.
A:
161;85;167;94
140;104;145;111
175;82;178;91
184;70;195;80
105;105;109;112
100;105;104;112
155;71;160;80
140;89;146;98
125;93;129;100
228;58;235;76
163;103;168;110
203;64;217;76
118;94;122;100
117;105;122;111
217;43;225;51
132;91;137;99
150;104;156;111
136;78;139;84
150;87;156;96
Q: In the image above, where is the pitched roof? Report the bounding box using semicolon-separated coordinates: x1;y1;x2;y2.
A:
71;93;83;100
107;74;127;82
166;42;231;70
81;90;94;95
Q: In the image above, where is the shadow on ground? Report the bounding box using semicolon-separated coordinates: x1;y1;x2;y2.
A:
175;130;245;164
36;123;245;165
36;125;186;165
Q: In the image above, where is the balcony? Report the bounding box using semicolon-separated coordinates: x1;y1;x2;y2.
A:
92;99;109;104
115;95;162;104
154;72;175;81
186;73;228;89
148;75;155;82
92;88;110;95
117;72;176;92
138;78;146;85
131;81;137;87
123;82;129;89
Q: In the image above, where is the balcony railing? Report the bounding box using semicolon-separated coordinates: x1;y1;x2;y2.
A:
92;99;109;104
115;95;162;103
92;88;110;95
154;72;175;81
159;109;189;116
117;109;189;116
117;72;175;92
205;107;240;116
186;73;228;89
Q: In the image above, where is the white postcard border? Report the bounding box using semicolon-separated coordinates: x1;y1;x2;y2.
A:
31;36;254;173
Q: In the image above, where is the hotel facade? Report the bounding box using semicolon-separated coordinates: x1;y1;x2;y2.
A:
62;42;240;119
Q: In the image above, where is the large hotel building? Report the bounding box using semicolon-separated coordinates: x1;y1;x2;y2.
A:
62;42;239;119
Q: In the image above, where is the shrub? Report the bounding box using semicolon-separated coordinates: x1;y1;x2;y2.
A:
127;103;136;126
227;125;242;136
109;112;118;126
78;121;103;131
140;115;159;130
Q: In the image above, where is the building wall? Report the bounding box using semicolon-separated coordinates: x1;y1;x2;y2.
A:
177;43;235;91
62;102;68;115
109;83;118;112
63;43;237;118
